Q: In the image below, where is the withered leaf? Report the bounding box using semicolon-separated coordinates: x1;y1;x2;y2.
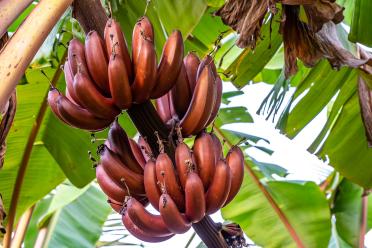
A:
0;194;6;234
215;0;277;49
281;5;370;77
304;0;344;32
281;5;323;76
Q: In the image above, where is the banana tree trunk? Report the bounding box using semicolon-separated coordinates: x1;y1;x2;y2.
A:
0;0;73;111
0;0;34;37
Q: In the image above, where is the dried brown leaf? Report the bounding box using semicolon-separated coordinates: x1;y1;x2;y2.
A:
358;76;372;147
0;194;6;234
215;0;276;49
0;34;16;169
315;22;371;70
279;0;315;4
304;0;344;32
281;5;322;76
281;5;370;77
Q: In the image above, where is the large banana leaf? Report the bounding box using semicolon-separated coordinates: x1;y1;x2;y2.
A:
24;184;111;248
349;0;372;47
222;173;331;247
277;61;357;138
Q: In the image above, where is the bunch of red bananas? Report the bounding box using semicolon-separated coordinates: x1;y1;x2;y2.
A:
156;54;222;136
47;16;187;131
96;121;244;242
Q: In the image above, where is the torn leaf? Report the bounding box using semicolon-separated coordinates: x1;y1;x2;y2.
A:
215;0;277;49
0;194;6;234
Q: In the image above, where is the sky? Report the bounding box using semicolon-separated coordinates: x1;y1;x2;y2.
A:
99;81;372;247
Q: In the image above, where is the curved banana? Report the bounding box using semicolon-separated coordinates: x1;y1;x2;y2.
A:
56;94;112;131
155;91;176;125
144;159;161;211
129;138;146;169
104;18;132;80
205;159;231;215
67;38;89;76
151;30;184;99
172;62;192;118
159;193;191;234
107;198;124;213
156;153;185;211
224;146;245;206
196;55;217;80
131;36;157;104
210;132;223;163
193;131;216;190
180;65;214;136
47;88;67;124
85;31;110;96
175;142;193;189
184;52;200;91
73;71;120;119
126;197;172;237
96;164;129;203
185;171;205;223
108;53;132;109
108;196;149;214
100;146;145;195
63;61;81;105
108;120;144;174
132;16;154;69
205;75;222;127
122;209;174;242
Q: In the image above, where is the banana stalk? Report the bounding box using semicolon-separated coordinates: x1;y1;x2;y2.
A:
0;0;34;37
0;0;73;111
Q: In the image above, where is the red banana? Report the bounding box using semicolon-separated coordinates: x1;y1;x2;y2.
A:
175;142;193;189
129;138;146;169
85;31;110;96
210;132;223;162
67;38;89;76
184;52;200;91
96;164;130;203
100;146;145;195
56;94;112;131
48;88;67;124
196;55;217;80
184;171;205;222
159;193;191;234
155;92;176;124
224;146;245;206
73;71;120;119
104;18;132;80
180;65;215;136
126;197;172;237
155;153;185;211
108;198;124;213
108;53;132;109
108;197;149;214
64;60;81;105
132;16;154;69
193;131;216;190
172;62;192;118
151;30;184;99
144;159;161;211
131;36;157;104
108;120;144;174
205;159;231;215
122;210;174;242
205;75;222;126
